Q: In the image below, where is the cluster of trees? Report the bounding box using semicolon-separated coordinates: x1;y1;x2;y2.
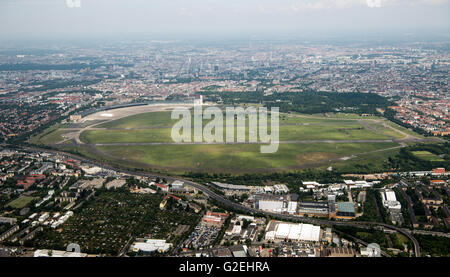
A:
406;188;426;216
20;79;102;93
31;190;199;256
357;189;385;223
387;143;450;172
200;90;391;114
392;188;413;228
415;234;450;257
214;214;233;246
389;233;412;253
265;91;391;114
334;225;390;250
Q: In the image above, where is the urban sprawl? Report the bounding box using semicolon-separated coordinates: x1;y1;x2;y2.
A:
0;39;449;257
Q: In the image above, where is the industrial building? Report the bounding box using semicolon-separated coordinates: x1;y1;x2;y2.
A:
105;179;126;190
34;249;88;257
265;221;321;242
171;180;185;189
296;200;355;220
202;211;229;227
336;202;356;219
381;189;401;211
297;201;330;218
256;195;297;214
381;189;404;225
211;181;251;191
324;247;357;257
343;180;376;189
132;239;172;253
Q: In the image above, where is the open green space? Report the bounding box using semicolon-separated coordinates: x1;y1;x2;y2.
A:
411;151;445;162
29;124;66;145
30;109;428;173
78;111;401;144
7;196;36;209
93;142;399;172
97;111;176;129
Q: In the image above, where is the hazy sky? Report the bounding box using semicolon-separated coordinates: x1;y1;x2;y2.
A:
1;0;449;39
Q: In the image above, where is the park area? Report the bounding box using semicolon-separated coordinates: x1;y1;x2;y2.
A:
411;151;445;162
30;106;429;173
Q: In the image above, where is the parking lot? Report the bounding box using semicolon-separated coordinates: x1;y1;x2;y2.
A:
183;225;220;249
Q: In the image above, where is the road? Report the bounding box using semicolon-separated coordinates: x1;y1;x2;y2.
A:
19;145;422;257
118;236;135;257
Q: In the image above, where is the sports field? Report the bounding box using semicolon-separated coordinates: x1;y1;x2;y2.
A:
7;196;36;209
411;151;445;162
31;107;429;173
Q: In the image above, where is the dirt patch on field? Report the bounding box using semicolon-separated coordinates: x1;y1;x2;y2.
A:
295;152;336;165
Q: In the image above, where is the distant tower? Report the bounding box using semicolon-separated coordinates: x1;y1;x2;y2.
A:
270;42;273;63
194;95;203;106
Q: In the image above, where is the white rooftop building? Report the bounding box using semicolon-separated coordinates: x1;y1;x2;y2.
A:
34;249;88;257
81;166;103;175
265;221;321;242
258;198;285;213
132;239;172;253
287;201;298;215
171;180;184;189
381;189;402;211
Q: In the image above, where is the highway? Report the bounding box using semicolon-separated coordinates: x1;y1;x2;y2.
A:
19;145;422;257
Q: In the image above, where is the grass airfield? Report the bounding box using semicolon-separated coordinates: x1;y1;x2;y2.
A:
30;108;428;173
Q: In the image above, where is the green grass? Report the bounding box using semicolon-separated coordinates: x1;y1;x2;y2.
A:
29;124;66;145
80;129;173;144
411;151;445;162
31;110;426;173
80;124;391;144
278;124;389;140
395;233;409;245
327;147;400;173
384;121;425;139
93;142;399;173
97;111;176;129
7;196;36;209
79;111;395;144
38;129;69;144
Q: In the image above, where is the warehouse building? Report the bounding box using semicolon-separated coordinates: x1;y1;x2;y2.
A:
171;180;185;189
381;189;401;211
34;249;88;257
211;181;251;191
256;194;298;214
381;189;403;225
297;201;330;218
132;239;172;253
336;202;356;219
265;221;321;242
